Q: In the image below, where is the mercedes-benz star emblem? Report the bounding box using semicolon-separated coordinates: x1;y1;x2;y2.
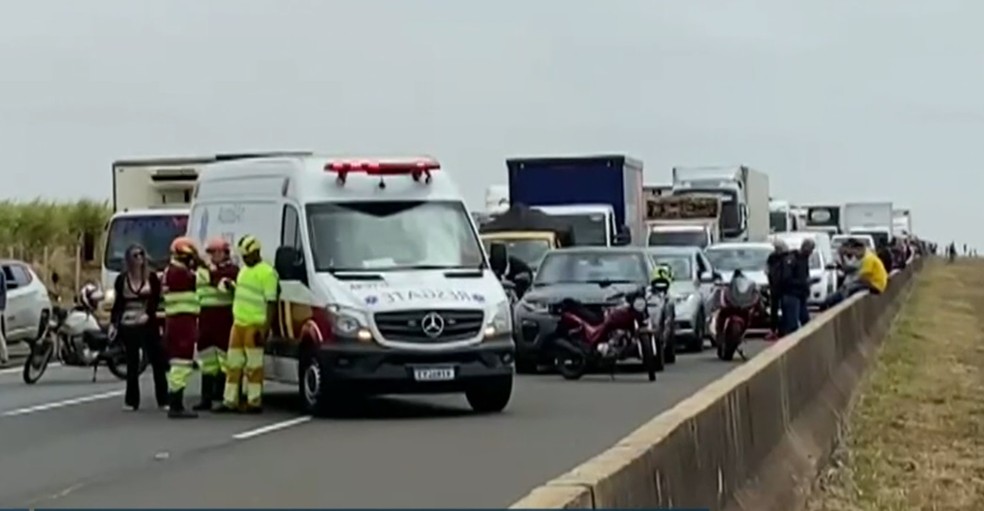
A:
421;312;446;339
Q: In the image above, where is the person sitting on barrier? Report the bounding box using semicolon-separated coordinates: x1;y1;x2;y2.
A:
820;238;887;309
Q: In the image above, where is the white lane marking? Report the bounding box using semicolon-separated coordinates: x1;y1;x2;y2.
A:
232;416;312;440
1;390;124;417
0;362;62;375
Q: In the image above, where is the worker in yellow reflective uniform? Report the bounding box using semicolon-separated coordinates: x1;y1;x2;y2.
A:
193;238;239;411
162;237;202;419
216;235;279;414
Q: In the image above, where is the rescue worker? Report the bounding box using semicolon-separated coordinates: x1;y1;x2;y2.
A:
193;237;240;411
216;235;279;414
162;237;203;419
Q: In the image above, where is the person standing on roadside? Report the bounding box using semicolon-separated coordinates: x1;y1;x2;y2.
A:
216;235;279;414
0;268;8;365
779;239;814;336
193;238;239;411
765;239;787;341
111;244;169;411
162;237;203;419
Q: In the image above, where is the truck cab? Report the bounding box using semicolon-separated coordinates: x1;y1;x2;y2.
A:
645;195;721;249
768;200;800;233
671;165;770;242
532;204;625;247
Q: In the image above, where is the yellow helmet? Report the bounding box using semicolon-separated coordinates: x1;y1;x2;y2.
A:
650;263;672;292
237;235;262;256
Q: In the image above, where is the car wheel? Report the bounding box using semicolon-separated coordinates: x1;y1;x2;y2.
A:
663;316;677;364
465;375;513;413
687;310;706;352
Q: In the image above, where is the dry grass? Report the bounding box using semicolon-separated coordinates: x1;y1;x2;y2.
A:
806;260;984;511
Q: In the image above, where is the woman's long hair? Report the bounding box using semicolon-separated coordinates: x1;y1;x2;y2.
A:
124;243;149;283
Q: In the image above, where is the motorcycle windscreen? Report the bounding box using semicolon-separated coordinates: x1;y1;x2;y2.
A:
726;276;759;309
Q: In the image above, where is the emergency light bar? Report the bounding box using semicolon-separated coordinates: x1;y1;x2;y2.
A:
324;158;440;185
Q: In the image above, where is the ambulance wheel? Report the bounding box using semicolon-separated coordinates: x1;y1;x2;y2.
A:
299;349;348;417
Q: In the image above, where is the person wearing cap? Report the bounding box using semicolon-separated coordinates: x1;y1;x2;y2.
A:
216;235;279;414
193;237;240;411
162;237;203;419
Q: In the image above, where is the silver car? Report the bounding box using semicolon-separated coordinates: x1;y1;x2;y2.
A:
646;246;720;352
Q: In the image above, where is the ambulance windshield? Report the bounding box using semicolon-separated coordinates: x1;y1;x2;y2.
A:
306;201;485;272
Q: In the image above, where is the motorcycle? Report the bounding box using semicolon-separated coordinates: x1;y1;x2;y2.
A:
22;287;148;385
711;270;761;361
549;282;669;382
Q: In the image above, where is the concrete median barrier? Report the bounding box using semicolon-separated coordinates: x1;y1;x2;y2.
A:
511;258;924;511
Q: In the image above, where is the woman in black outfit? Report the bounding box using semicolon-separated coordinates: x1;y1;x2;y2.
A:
110;244;169;411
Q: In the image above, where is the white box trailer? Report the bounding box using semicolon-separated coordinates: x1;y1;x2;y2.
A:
672;165;770;242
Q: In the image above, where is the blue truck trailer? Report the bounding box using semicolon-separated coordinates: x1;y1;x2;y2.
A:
506;154;645;246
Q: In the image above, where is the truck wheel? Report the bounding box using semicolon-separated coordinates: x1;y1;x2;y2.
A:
298;349;349;417
465;376;513;413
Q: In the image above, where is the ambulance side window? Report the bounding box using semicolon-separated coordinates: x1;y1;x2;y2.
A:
281;205;302;250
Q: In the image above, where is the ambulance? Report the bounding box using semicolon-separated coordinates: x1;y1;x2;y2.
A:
188;155;515;415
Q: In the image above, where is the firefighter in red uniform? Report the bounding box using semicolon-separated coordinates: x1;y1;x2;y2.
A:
193;237;240;411
162;237;203;419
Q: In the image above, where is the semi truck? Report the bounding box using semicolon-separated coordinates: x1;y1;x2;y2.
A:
892;209;913;238
769;199;800;233
843;201;894;248
804;205;842;235
645;195;721;249
506;155;645;246
671;165;770;242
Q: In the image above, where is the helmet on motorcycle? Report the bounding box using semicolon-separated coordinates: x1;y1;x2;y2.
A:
650;264;672;293
79;282;104;310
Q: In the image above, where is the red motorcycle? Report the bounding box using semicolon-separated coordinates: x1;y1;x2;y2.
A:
548;286;664;382
711;270;762;361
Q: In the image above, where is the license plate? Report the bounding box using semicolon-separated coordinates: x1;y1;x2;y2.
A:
412;367;456;382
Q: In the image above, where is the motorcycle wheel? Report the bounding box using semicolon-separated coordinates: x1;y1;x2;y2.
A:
717;319;742;361
22;340;54;385
107;346;149;381
554;342;588;381
639;332;661;381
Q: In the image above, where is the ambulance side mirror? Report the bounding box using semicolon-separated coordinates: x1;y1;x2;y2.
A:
275;246;307;286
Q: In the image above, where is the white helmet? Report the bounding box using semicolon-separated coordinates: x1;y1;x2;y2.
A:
79;283;104;310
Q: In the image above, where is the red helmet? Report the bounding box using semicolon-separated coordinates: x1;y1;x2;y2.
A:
170;237;198;258
205;237;230;253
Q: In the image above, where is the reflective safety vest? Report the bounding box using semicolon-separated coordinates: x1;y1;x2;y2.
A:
232;261;279;326
163;263;200;316
196;266;234;308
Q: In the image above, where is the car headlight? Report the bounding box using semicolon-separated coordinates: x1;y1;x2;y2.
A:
632;296;646;312
327;305;372;341
485;300;512;338
520;299;549;314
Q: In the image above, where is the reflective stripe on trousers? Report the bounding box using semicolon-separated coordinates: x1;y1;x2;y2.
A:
167;359;195;392
197;346;226;376
223;324;264;408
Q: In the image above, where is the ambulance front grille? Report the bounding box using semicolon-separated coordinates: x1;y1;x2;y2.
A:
374;309;484;343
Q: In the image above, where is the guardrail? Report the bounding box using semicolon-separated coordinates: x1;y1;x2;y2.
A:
512;258;924;510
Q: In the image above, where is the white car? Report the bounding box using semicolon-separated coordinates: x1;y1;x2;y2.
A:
2;260;53;344
770;232;838;307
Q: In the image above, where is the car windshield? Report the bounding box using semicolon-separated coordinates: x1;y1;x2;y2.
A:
705;246;772;273
650;255;692;281
481;238;551;269
648;229;708;249
306;201;484;271
104;214;189;272
548;213;608;246
535;251;647;286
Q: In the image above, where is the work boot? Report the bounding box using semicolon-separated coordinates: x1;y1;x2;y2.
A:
167;390;198;419
192;375;214;411
210;375;227;411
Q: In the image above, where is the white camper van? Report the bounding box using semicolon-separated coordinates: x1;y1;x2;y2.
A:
189;155;514;415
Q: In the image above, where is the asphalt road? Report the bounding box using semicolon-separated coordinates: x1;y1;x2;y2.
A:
0;339;769;508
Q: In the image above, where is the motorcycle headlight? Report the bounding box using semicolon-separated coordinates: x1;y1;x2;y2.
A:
328;305;372;341
632;296;647;312
485;300;512;338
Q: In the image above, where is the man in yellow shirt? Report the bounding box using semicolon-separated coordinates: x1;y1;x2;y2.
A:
821;238;888;309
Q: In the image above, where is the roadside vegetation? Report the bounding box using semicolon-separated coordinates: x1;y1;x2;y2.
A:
0;199;110;297
806;259;984;511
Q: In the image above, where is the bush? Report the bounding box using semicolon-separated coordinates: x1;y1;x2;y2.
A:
0;199;111;297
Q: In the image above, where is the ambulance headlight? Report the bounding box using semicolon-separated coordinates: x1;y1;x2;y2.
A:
484;300;512;339
327;305;371;341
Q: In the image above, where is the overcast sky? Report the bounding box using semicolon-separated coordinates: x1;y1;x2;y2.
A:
1;0;980;247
